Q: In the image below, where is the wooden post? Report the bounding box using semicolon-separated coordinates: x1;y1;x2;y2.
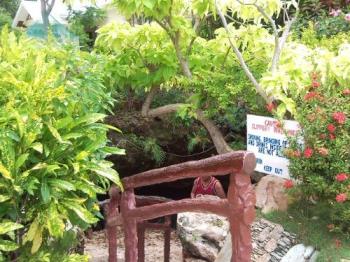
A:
227;152;256;262
137;223;146;262
164;216;171;262
107;186;119;262
121;189;138;262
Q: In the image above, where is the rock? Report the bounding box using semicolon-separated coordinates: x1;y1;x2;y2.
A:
265;239;278;253
177;212;230;262
303;246;315;259
178;212;298;262
214;234;231;262
255;175;289;214
309;251;319;262
281;244;306;262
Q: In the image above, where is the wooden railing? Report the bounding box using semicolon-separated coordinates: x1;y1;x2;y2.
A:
106;151;256;262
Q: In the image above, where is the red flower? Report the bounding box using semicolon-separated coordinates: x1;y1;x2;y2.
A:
336;173;348;182
304;91;318;101
327;124;336;133
342;89;350;95
266;103;276;113
283;179;294;189
317;147;329;156
312;81;320;88
336;193;347;203
304;148;313;158
332;112;347;124
329;133;336;140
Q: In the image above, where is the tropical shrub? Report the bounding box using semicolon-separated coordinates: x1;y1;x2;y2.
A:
286;72;350;233
0;29;123;260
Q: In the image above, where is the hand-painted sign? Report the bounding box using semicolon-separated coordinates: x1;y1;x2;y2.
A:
247;114;302;179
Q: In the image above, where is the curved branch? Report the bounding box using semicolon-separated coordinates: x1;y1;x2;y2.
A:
196;110;232;154
143;103;186;118
141;86;159;117
141;89;232;154
215;0;270;103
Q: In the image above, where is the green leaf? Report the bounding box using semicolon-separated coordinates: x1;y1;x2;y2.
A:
15;153;29;170
47;124;71;145
103;124;122;133
90;166;121;186
0;195;10;203
0;240;19;251
143;0;155;9
31;142;43;154
0;222;23;235
24;220;39;244
31;226;42;254
0;163;11;180
49;179;76;191
47;205;64;237
100;146;125;155
41;180;50;204
63;201;98;224
75;113;106;126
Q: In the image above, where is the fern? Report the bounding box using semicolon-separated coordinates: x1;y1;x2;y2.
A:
143;138;165;165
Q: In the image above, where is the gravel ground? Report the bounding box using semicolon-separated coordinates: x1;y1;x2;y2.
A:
84;227;205;262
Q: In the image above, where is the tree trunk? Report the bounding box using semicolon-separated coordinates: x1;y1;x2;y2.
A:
141;88;232;155
40;0;55;35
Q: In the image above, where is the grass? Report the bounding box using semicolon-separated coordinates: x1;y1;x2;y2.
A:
261;201;350;262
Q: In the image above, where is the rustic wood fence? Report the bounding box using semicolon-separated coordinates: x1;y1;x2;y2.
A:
106;151;256;262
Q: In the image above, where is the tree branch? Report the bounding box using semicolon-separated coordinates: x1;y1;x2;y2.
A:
141;86;232;154
141;86;159;117
272;17;295;71
186;15;201;57
145;103;186;118
195;110;232;154
215;0;270;103
47;0;55;14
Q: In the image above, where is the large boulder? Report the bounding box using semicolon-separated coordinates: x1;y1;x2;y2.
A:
177;212;229;262
178;210;298;262
255;175;289;214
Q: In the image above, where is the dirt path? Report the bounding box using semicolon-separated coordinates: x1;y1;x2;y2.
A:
84;227;205;262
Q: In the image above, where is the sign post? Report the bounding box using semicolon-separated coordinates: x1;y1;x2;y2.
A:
247;115;302;179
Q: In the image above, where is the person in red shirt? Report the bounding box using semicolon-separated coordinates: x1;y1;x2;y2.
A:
190;176;226;199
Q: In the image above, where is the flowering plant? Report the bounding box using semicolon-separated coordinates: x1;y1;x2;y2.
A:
287;73;350;232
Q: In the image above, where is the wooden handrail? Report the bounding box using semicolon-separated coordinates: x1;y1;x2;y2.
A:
107;151;257;262
122;151;255;189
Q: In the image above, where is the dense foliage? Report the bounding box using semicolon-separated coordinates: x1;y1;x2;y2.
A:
286;70;350;233
68;6;107;50
0;29;123;261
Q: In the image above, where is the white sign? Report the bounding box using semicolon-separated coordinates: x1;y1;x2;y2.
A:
247;114;302;179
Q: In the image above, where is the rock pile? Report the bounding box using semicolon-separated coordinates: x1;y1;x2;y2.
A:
252;218;297;262
177;213;298;262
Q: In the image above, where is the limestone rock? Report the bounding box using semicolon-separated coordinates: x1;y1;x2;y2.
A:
178;212;298;262
177;212;229;262
255;175;289;214
281;244;306;262
303;246;315;259
281;244;319;262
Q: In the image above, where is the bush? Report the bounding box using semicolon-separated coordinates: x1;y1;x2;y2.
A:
287;72;350;233
0;29;123;260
